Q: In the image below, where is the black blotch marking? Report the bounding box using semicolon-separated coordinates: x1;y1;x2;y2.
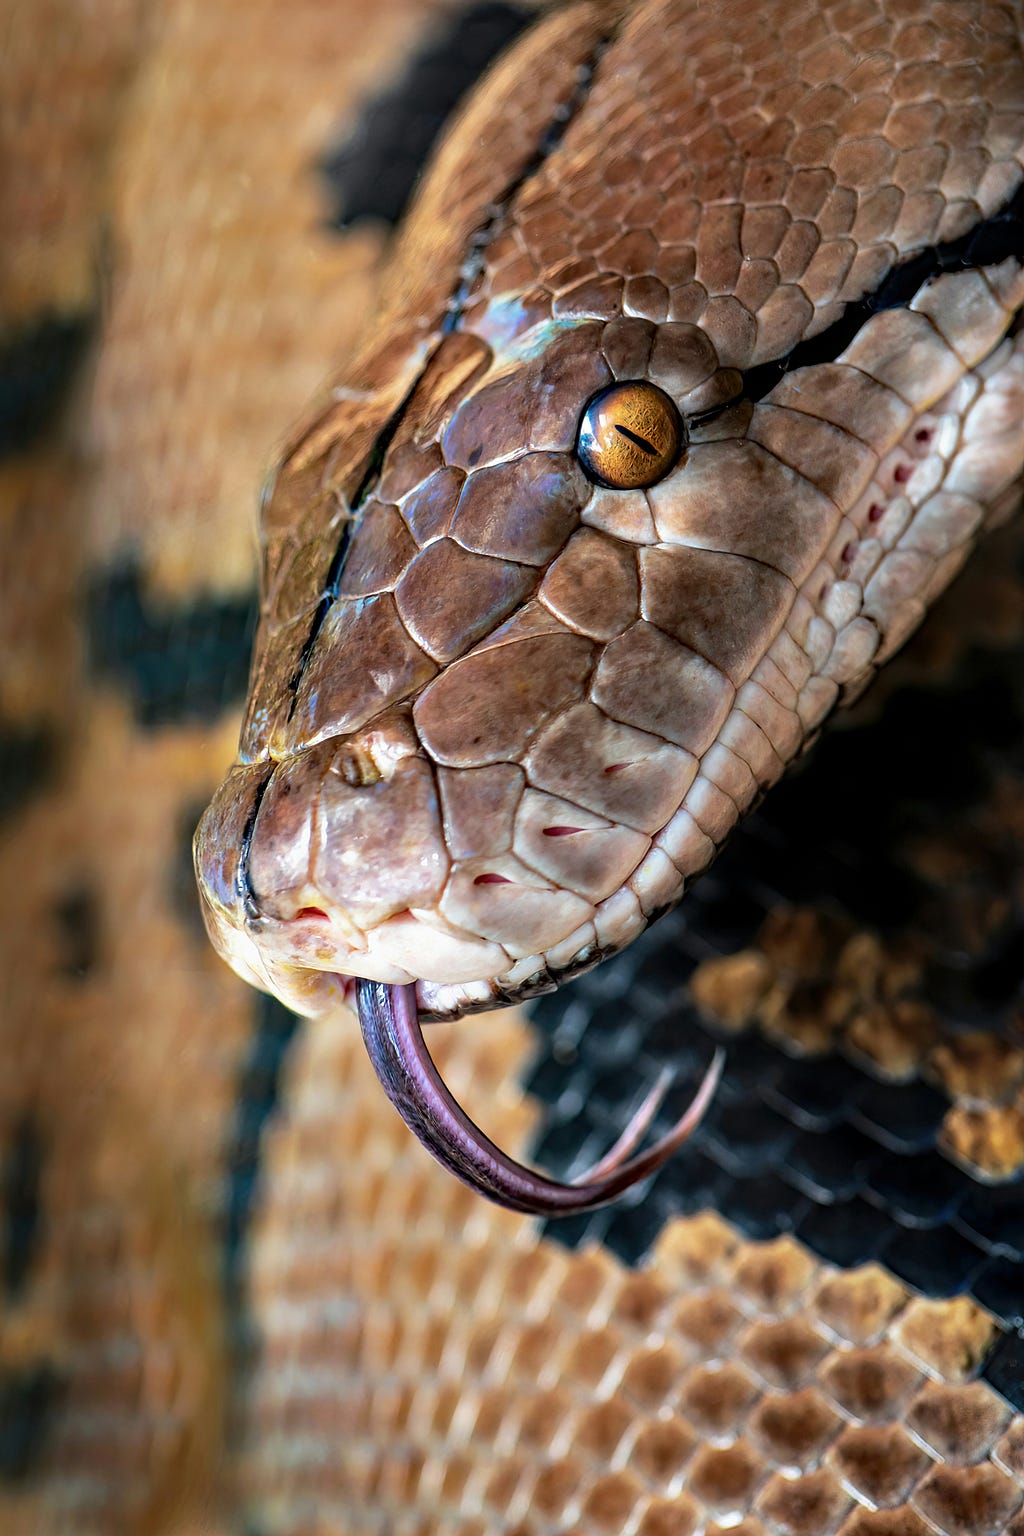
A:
0;1366;62;1481
0;312;93;457
0;725;56;825
87;564;257;727
737;180;1024;409
983;1327;1024;1413
224;995;301;1356
53;885;99;980
4;1118;43;1303
614;424;658;455
323;2;534;229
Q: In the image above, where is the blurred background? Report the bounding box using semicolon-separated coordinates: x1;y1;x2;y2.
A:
2;2;1023;1532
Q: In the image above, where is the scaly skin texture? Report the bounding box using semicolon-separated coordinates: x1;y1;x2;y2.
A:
195;0;1024;1026
6;0;1024;1526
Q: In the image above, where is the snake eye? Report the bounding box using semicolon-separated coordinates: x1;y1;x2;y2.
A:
576;380;685;489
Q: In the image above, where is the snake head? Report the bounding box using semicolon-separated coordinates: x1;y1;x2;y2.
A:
193;316;740;1018
193;314;744;1210
194;0;1024;1211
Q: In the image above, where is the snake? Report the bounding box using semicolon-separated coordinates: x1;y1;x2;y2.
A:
5;2;1024;1530
194;0;1024;1214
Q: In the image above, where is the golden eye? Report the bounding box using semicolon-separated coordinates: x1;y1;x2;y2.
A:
576;380;685;489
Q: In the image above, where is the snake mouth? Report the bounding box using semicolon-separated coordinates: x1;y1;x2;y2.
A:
357;980;724;1216
196;763;722;1211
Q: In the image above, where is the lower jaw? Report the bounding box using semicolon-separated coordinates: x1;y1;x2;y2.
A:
259;962;508;1025
257;938;614;1025
252;908;620;1022
258;962;500;1024
281;939;609;1023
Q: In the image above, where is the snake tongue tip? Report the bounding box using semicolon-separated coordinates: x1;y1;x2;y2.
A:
356;976;726;1217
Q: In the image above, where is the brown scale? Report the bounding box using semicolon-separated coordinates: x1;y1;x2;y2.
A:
5;0;1024;1531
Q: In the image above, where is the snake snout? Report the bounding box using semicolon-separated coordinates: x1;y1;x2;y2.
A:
195;719;515;1010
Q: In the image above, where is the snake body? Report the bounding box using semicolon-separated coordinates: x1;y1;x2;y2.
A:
5;0;1024;1528
195;0;1024;1207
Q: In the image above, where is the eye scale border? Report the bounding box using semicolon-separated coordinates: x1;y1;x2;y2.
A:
576;380;686;490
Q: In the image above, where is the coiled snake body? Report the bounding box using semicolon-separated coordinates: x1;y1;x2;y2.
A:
4;0;1024;1531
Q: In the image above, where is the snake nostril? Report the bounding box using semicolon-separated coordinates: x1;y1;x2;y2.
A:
295;906;329;921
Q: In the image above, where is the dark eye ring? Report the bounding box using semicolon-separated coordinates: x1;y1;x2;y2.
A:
576;380;686;490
